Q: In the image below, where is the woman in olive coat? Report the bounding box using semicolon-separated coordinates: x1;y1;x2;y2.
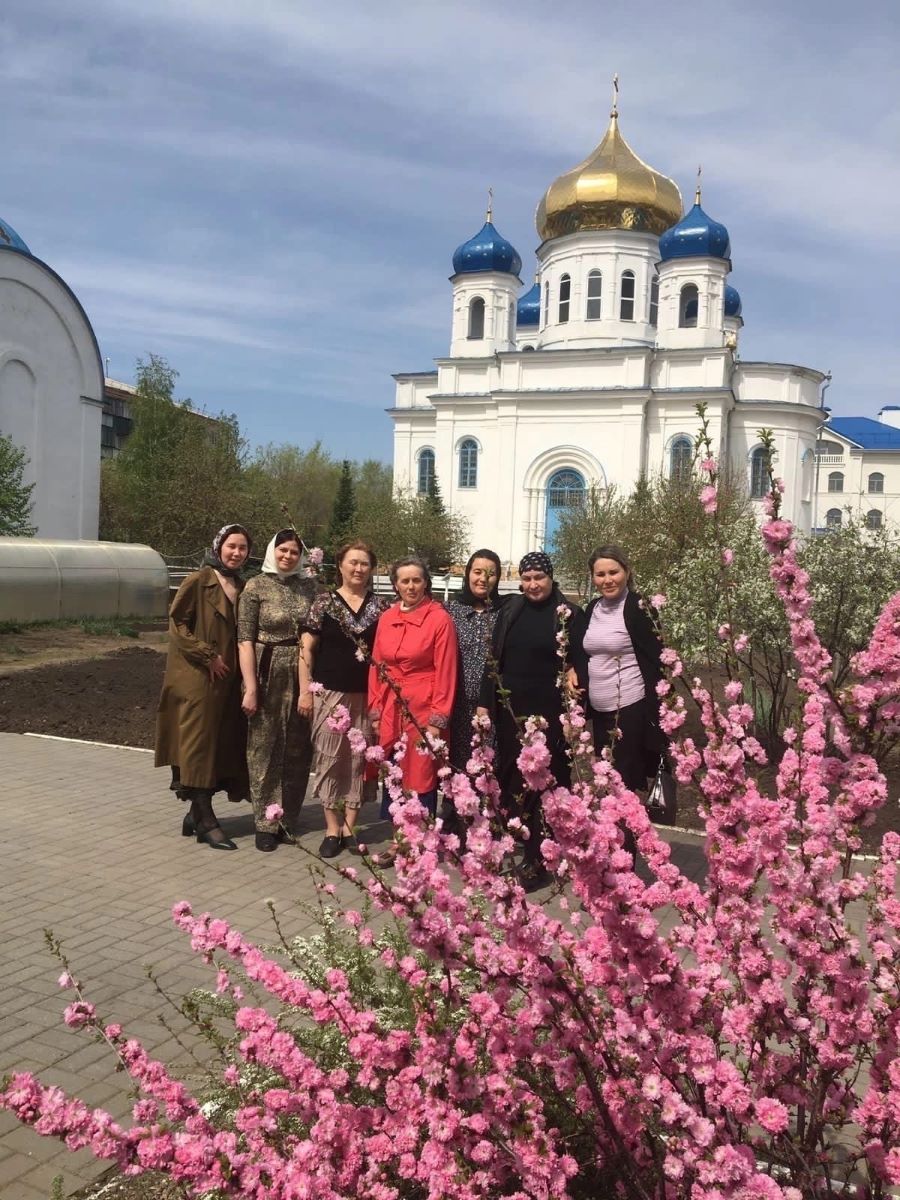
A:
155;523;252;849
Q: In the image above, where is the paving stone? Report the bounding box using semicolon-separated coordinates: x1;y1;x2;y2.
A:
0;729;722;1196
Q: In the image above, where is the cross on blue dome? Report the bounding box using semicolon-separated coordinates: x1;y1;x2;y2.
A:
659;191;730;263
452;216;522;277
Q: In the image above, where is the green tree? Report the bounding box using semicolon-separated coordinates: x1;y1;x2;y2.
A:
327;460;357;552
241;442;342;545
100;355;246;556
0;432;37;536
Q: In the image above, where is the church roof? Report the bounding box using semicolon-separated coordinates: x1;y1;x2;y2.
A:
0;215;31;254
452;219;522;277
659;194;730;262
828;417;900;450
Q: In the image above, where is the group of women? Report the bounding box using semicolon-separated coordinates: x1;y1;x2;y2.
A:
154;525;667;882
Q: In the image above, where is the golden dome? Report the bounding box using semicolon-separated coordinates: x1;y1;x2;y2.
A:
536;110;683;242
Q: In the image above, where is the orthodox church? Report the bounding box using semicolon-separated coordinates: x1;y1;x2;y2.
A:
0;213;104;539
390;99;833;567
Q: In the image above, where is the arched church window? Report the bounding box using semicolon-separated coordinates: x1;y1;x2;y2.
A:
620;271;635;321
458;439;478;489
670;436;693;483
866;508;883;530
750;446;769;499
868;472;885;494
417;448;435;496
679;284;699;328
558;274;571;323
828;471;844;494
825;508;842;530
544;468;586;551
649;275;659;326
468;296;485;340
586;270;602;320
815;440;843;458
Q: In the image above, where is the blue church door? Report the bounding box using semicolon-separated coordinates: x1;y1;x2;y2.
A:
544;468;586;552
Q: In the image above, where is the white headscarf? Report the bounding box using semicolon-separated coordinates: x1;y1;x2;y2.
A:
261;530;304;578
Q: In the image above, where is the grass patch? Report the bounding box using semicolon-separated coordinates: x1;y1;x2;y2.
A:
0;617;142;638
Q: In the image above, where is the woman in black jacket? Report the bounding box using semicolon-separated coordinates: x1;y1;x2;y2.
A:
578;544;667;791
477;551;586;888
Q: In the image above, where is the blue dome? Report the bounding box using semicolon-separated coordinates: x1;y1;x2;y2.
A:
659;199;730;262
452;220;522;277
0;216;30;255
516;280;540;327
724;284;742;318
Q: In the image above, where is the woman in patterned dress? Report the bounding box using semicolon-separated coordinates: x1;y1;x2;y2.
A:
237;529;318;852
298;540;387;858
445;549;506;770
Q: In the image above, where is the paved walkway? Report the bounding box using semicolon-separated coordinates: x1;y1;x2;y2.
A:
0;732;708;1199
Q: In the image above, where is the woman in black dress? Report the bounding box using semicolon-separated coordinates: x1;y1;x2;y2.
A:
477;551;585;889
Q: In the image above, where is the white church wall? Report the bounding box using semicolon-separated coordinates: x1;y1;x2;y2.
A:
0;253;103;539
536;230;660;350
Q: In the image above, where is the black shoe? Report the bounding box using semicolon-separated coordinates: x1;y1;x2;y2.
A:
197;826;238;851
181;811;195;837
319;835;343;859
255;832;278;852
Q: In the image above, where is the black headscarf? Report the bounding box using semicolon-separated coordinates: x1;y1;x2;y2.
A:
204;523;252;579
518;550;553;578
458;548;504;608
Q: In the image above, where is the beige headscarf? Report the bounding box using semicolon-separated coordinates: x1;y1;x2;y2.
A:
261;529;304;578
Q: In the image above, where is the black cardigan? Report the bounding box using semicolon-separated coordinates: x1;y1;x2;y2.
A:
477;587;587;712
578;590;664;702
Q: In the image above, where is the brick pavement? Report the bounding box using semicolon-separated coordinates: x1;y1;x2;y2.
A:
0;731;709;1199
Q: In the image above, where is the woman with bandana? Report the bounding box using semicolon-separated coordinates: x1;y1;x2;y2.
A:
477;550;586;889
155;522;253;850
237;529;319;852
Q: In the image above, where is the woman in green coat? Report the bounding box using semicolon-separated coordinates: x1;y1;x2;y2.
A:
154;523;252;850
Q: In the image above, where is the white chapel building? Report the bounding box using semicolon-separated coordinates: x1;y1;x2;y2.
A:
390;104;834;567
0;212;104;538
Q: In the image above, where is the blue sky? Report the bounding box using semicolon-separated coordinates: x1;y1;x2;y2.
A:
3;0;898;463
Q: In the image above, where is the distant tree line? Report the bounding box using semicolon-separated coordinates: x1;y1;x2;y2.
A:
99;356;469;570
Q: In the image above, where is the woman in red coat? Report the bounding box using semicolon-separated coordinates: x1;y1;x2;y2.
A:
368;556;458;837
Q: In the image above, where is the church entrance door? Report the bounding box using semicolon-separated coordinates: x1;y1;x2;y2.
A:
544;468;586;553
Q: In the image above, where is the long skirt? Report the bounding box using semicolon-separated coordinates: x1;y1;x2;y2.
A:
591;696;667;792
311;688;370;812
496;703;570;866
247;644;311;833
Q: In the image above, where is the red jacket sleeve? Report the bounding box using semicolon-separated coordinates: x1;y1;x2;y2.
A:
426;607;458;728
368;618;389;718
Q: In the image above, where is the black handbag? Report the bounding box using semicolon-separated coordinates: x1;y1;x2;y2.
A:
646;756;677;825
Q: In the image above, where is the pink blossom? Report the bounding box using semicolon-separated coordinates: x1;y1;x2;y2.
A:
700;484;718;514
651;593;666;609
306;546;324;566
264;804;283;822
325;704;351;735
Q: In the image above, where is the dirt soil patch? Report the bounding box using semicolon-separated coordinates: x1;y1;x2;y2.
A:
0;645;164;747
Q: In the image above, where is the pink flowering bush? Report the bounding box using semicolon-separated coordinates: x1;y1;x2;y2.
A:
3;465;900;1198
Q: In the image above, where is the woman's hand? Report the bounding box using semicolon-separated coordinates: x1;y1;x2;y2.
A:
475;706;491;724
241;687;259;717
208;654;230;681
297;691;314;718
565;668;583;697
